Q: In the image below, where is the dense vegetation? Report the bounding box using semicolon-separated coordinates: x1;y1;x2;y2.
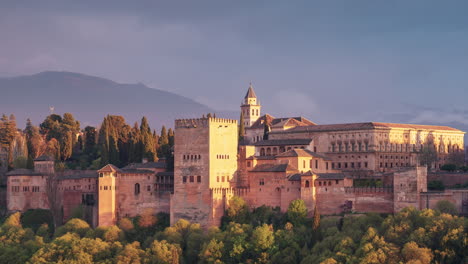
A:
0;198;466;264
0;113;175;170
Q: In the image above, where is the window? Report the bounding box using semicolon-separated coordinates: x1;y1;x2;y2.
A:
217;176;219;182
364;162;368;168
134;183;140;195
303;160;306;168
344;163;348;168
319;181;322;186
190;176;194;182
197;176;201;183
222;176;225;182
332;163;335;169
335;180;339;184
247;161;251;167
147;185;151;191
259;178;265;186
351;162;354;168
315;160;318;169
326;162;329;170
305;180;310;188
314;146;317;152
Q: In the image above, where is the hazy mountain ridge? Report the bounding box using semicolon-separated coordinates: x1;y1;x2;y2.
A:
0;71;214;129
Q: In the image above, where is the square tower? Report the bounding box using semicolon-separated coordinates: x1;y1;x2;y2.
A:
171;117;238;227
240;83;261;127
97;164;118;226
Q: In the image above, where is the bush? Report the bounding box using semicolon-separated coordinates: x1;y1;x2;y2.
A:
428;181;445;191
435;200;458;215
440;164;457;172
21;209;53;232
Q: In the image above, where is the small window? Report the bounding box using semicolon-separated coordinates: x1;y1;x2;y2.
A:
183;176;187;183
190;176;194;182
305;180;310;188
197;176;201;183
247;161;251;167
134;183;140;195
222;176;225;182
315;160;318;169
147;185;151;191
335;180;339;184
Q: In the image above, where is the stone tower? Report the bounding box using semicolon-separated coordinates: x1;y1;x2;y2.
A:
171;117;238;227
97;164;118;226
240;83;261;127
33;155;55;174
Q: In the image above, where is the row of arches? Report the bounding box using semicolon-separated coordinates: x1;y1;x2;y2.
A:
259;146;305;156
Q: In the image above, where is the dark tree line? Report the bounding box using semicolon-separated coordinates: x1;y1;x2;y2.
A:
7;113;174;170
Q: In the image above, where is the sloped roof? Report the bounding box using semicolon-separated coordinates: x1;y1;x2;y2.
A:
6;169;42;176
120;169;154;174
249;114;316;129
34;155;54;161
317;173;345;180
156;171;174;176
97;164;121;173
60;172;98;180
277;122;464;134
253;139;312;146
251;163;297;172
276;149;331;160
288;171;313;181
244;84;257;99
122;162;166;170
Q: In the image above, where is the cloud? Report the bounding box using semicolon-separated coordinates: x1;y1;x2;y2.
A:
408;110;468;125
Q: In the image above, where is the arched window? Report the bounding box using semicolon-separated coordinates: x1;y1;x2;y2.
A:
305;180;310;188
134;183;140;195
252;109;255;115
266;148;271;156
256;109;259;115
273;148;278;155
260;148;265;156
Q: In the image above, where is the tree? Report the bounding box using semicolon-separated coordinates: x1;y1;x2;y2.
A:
251;224;275;253
435;200;458;215
263;117;270;140
140;117;156;161
0;114;18;169
446;151;465;168
401;241;433;264
199;239;224;264
47;171;63;229
238;112;245;142
312;204;320;231
146;240;182;264
25;119;46;159
13;156;28;169
287;199;307;226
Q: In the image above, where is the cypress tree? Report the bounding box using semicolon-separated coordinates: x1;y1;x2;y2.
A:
140;117;156;161
312;204;320;231
239;111;245;142
159;126;169;146
263;117;270;140
167;128;174;147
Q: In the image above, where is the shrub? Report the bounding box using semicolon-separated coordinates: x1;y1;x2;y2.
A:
440;164;457;172
427;181;445;191
435;200;458;215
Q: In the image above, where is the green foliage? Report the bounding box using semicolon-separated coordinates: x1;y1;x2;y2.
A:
1;208;466;264
13;156;28;169
238;111;245;142
69;205;85;220
428;180;445;191
435;200;458;215
21;209;53;232
440;163;457;172
287;199;307;226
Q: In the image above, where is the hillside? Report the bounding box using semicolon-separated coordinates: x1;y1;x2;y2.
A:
0;71;214;128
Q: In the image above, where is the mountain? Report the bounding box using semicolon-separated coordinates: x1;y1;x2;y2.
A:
0;71;215;129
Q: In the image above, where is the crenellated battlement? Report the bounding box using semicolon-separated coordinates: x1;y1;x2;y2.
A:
175;117;237;128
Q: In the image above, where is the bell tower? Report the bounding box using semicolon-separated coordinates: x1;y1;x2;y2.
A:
240;83;261;127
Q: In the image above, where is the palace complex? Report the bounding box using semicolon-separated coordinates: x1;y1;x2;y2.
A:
5;85;468;227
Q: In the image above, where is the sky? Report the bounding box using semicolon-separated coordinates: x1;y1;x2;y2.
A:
1;0;468;125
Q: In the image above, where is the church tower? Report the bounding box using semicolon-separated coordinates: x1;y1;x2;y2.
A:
240;83;261;127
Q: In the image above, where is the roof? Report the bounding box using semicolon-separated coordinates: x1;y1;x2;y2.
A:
276;149;331;160
246;156;277;160
60;172;98;180
253;138;312;146
156;171;174;176
288;171;313;181
251;163;297;172
317;173;346;180
34;155;54;161
244;84;257;99
249;114;316;129
97;164;121;173
6;169;42;176
122;162;166;170
276;122;464;134
120;169;154;174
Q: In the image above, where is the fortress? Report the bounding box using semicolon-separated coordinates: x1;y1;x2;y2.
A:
6;85;468;227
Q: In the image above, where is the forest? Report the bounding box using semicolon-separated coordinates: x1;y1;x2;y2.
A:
0;113;175;171
0;197;466;264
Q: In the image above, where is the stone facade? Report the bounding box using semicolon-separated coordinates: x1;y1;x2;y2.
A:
5;85;467;228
